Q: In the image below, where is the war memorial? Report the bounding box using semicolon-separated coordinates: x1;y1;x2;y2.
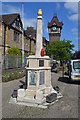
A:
9;9;62;108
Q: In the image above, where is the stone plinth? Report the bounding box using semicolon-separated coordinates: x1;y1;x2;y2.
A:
17;55;53;105
26;55;52;95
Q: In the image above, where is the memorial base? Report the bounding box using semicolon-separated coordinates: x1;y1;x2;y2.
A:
9;55;63;108
9;88;63;109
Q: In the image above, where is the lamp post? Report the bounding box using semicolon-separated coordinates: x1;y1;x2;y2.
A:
22;2;24;67
25;39;28;89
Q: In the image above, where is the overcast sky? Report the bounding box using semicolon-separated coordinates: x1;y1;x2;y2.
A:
1;2;79;51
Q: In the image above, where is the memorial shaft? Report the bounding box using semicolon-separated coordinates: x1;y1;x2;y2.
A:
36;9;43;56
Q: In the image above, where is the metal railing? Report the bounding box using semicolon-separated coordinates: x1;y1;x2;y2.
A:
2;54;27;69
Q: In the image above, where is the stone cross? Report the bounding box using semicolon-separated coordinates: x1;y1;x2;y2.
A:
36;9;43;57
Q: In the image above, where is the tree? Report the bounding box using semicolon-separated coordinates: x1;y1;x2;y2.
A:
8;46;21;56
45;39;74;76
46;39;74;63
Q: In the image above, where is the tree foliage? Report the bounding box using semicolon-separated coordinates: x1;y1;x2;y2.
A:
45;39;74;63
8;46;21;56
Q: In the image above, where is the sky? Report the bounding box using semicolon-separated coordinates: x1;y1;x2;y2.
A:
1;2;79;51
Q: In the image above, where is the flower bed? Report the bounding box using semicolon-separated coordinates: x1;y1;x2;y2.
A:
2;71;25;82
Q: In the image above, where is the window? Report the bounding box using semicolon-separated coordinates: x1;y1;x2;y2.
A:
73;61;80;69
16;21;19;27
14;31;19;42
15;20;19;28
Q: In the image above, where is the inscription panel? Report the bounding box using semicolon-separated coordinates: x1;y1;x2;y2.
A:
39;60;44;67
29;71;36;86
39;71;45;85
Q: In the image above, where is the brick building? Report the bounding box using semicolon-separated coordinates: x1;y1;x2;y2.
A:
0;13;23;59
48;15;63;42
24;27;49;55
24;27;36;55
0;13;49;63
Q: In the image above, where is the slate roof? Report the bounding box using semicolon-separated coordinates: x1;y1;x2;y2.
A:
43;37;49;47
48;15;63;28
24;27;36;39
0;13;22;27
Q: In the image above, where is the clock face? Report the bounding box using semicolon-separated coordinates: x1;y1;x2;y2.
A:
53;27;56;30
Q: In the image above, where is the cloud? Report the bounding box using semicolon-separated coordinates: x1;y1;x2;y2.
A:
56;3;60;9
69;13;78;21
2;3;37;29
64;2;78;22
71;28;78;35
64;2;78;14
2;3;22;15
23;18;36;30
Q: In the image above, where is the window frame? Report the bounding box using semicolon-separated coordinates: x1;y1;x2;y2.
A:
14;31;19;42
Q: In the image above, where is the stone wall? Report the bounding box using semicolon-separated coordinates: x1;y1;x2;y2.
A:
0;46;1;62
24;37;36;54
31;40;36;53
1;23;37;57
1;24;23;53
7;28;22;50
2;24;4;46
49;33;60;42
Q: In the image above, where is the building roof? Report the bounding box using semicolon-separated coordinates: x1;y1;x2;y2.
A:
24;27;49;47
43;37;49;47
24;27;36;39
48;15;63;28
0;13;22;27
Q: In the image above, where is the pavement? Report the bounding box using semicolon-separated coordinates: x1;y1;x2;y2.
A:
2;72;79;118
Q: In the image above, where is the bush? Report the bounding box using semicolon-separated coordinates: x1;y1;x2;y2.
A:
32;52;35;55
2;72;11;82
8;46;21;56
24;52;29;57
2;71;25;82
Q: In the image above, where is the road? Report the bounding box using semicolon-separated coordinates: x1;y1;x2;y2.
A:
2;72;79;118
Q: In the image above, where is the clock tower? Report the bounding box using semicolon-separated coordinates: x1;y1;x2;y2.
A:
48;15;63;42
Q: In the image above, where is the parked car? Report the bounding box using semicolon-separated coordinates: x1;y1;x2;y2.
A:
65;59;80;81
70;59;80;81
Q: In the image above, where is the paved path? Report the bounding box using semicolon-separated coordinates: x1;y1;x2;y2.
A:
2;72;79;118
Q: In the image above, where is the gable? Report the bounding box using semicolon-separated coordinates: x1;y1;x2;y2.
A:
12;16;22;30
48;15;63;28
1;14;23;29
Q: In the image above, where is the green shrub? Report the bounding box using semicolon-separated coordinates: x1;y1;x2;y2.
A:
8;46;21;56
32;52;35;55
4;72;11;79
24;52;29;57
2;71;25;82
2;72;11;82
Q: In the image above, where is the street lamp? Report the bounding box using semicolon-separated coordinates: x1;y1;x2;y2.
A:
22;2;24;67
